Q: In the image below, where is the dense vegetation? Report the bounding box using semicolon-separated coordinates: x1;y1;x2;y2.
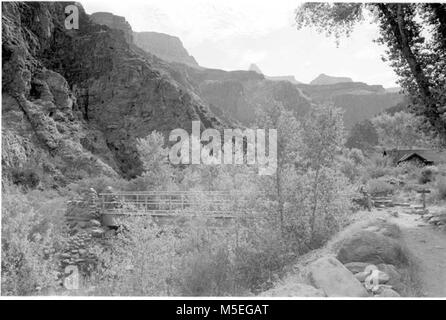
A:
3;98;445;296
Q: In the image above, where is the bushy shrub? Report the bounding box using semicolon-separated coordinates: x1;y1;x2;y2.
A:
1;187;67;295
364;155;394;179
419;167;434;184
367;178;395;196
90;215;290;296
10;167;41;189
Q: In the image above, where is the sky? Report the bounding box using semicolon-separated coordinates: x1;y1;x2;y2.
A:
82;0;399;87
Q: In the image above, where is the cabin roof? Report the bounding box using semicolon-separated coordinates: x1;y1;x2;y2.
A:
397;152;432;164
384;149;446;164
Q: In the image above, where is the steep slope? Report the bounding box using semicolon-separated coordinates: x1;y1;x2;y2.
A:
180;67;312;126
89;12;133;43
2;2;222;182
89;16;313;127
133;32;199;68
248;63;302;84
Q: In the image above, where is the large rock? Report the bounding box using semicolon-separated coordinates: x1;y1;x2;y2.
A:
260;282;326;297
377;264;401;282
307;256;369;297
344;262;369;274
376;288;400;297
376;264;405;293
337;230;408;266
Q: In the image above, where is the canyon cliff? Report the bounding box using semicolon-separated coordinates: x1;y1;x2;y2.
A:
2;2;222;182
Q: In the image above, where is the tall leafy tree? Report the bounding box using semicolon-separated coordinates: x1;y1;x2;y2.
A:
295;3;446;144
300;104;345;239
371;111;436;149
256;101;302;233
345;119;379;152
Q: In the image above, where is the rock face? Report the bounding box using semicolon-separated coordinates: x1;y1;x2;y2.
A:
307;256;369;297
2;2;222;182
90;12;133;44
310;73;353;85
337;230;408;266
133;31;199;67
297;82;404;129
179;67;312;126
266;75;302;85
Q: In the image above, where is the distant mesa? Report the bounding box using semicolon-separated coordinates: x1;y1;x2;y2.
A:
267;75;302;85
248;64;302;84
310;73;353;85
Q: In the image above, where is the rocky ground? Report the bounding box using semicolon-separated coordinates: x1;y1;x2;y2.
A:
260;205;446;298
391;211;446;297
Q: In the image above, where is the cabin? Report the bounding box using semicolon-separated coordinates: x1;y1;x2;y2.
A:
383;149;446;166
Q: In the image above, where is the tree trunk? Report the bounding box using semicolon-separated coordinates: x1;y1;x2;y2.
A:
377;4;445;139
309;165;320;241
276;166;284;235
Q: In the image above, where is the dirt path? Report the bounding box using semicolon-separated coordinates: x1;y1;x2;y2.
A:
390;212;446;297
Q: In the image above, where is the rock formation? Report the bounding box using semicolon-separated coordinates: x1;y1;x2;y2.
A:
297;82;404;129
248;63;263;74
133;32;199;67
2;2;222;184
310;73;353;85
90;12;133;44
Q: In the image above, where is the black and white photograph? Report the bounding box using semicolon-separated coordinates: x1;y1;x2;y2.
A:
1;0;446;302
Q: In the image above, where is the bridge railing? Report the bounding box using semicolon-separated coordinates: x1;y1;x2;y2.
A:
97;190;238;215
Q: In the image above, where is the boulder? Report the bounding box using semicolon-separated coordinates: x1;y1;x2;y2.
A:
344;262;369;274
337;230;408;266
260;282;326;297
354;272;368;282
376;264;405;292
377;271;390;283
307;256;369;297
375;286;400;297
377;264;401;282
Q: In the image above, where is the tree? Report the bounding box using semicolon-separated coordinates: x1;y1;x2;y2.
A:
345;119;379;152
300;104;346;240
256;101;302;233
371;111;436;149
135;131;174;190
295;3;446;144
